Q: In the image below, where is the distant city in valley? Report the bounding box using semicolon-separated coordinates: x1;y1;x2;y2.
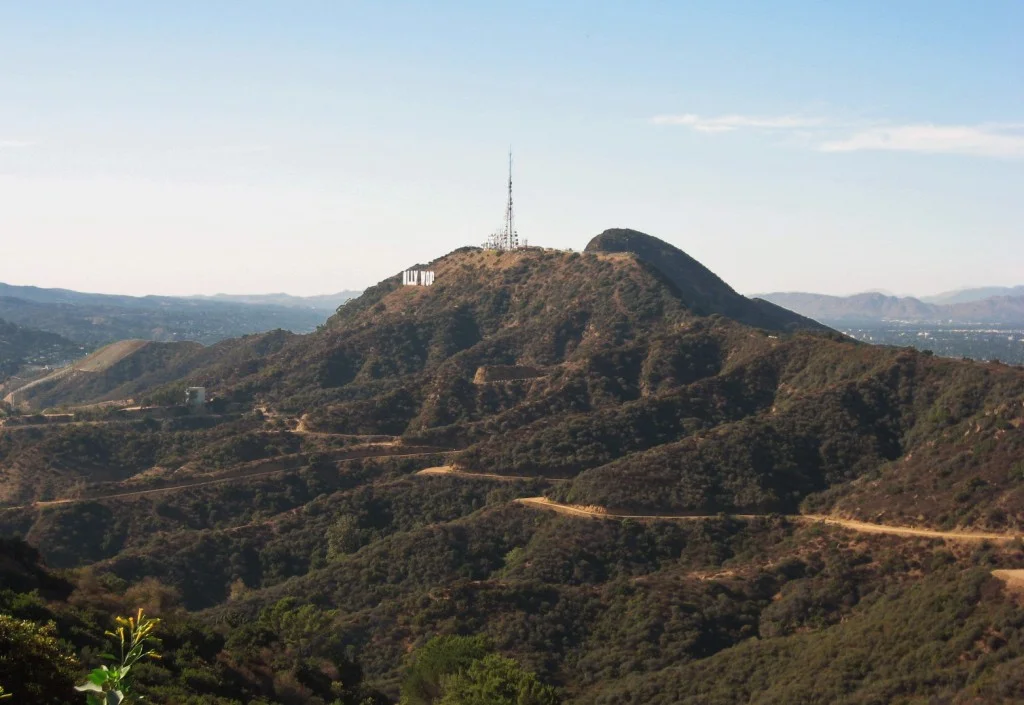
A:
839;324;1024;365
756;287;1024;365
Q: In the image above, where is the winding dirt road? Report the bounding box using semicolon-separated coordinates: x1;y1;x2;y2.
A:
416;466;570;483
514;497;1022;544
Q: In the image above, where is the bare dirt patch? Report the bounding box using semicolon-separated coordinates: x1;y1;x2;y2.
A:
992;570;1024;593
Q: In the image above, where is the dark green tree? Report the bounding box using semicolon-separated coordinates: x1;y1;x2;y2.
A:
0;614;79;704
399;635;490;705
438;654;559;705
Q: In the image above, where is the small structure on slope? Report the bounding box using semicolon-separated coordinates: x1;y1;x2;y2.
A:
184;386;206;412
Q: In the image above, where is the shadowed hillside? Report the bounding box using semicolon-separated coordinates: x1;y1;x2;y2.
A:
0;318;84;380
8;231;1024;530
5;230;1024;703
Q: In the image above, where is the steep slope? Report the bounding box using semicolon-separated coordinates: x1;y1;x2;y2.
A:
164;244;701;416
4;330;299;411
6;230;1024;703
152;237;826;418
11;230;1024;529
586;229;827;331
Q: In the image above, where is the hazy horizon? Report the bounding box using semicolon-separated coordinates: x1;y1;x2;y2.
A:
0;265;1020;303
2;2;1021;297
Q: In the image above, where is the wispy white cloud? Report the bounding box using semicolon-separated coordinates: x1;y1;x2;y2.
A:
652;112;1024;158
0;140;34;148
819;123;1024;159
651;113;825;133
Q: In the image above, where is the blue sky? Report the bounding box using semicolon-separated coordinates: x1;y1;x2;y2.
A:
1;1;1021;297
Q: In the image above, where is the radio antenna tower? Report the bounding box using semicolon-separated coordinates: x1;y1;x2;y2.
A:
504;150;518;250
485;149;521;251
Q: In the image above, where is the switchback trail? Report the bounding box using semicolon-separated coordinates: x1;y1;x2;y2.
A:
416;466;570;483
2;445;448;511
515;497;1022;543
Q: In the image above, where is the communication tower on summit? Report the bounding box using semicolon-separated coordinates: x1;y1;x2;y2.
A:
485;151;524;251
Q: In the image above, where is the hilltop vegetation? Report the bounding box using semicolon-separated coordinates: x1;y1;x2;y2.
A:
6;230;1024;528
4;229;1024;701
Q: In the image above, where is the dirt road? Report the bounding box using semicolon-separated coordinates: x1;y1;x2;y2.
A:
515;497;1022;543
417;466;569;483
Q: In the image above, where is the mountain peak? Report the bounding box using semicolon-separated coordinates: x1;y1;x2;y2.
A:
586;228;825;332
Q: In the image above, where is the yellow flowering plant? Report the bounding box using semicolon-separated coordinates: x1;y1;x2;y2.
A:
76;609;161;704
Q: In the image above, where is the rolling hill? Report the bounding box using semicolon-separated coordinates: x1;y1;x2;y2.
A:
3;330;299;411
0;319;84;380
8;229;1023;527
4;229;1024;703
0;282;329;346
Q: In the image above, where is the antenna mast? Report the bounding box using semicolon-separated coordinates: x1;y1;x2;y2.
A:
484;149;522;251
505;150;518;250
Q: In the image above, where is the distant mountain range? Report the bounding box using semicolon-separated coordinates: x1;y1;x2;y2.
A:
188;291;361;310
757;290;1024;324
0;283;359;312
0;282;340;347
921;285;1024;305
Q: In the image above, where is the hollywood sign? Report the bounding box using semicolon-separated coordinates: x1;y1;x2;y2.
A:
403;270;435;286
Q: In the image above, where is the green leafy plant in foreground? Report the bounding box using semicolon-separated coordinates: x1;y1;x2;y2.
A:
400;635;559;705
76;609;161;704
0;685;10;699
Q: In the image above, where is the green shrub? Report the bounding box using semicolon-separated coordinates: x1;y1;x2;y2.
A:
401;635;491;705
438;653;559;705
0;613;79;704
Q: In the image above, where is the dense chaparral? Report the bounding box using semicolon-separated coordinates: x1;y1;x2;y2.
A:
3;230;1024;703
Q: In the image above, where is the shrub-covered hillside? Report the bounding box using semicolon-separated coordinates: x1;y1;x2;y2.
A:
7;230;1024;526
0;318;84;379
5;229;1024;702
